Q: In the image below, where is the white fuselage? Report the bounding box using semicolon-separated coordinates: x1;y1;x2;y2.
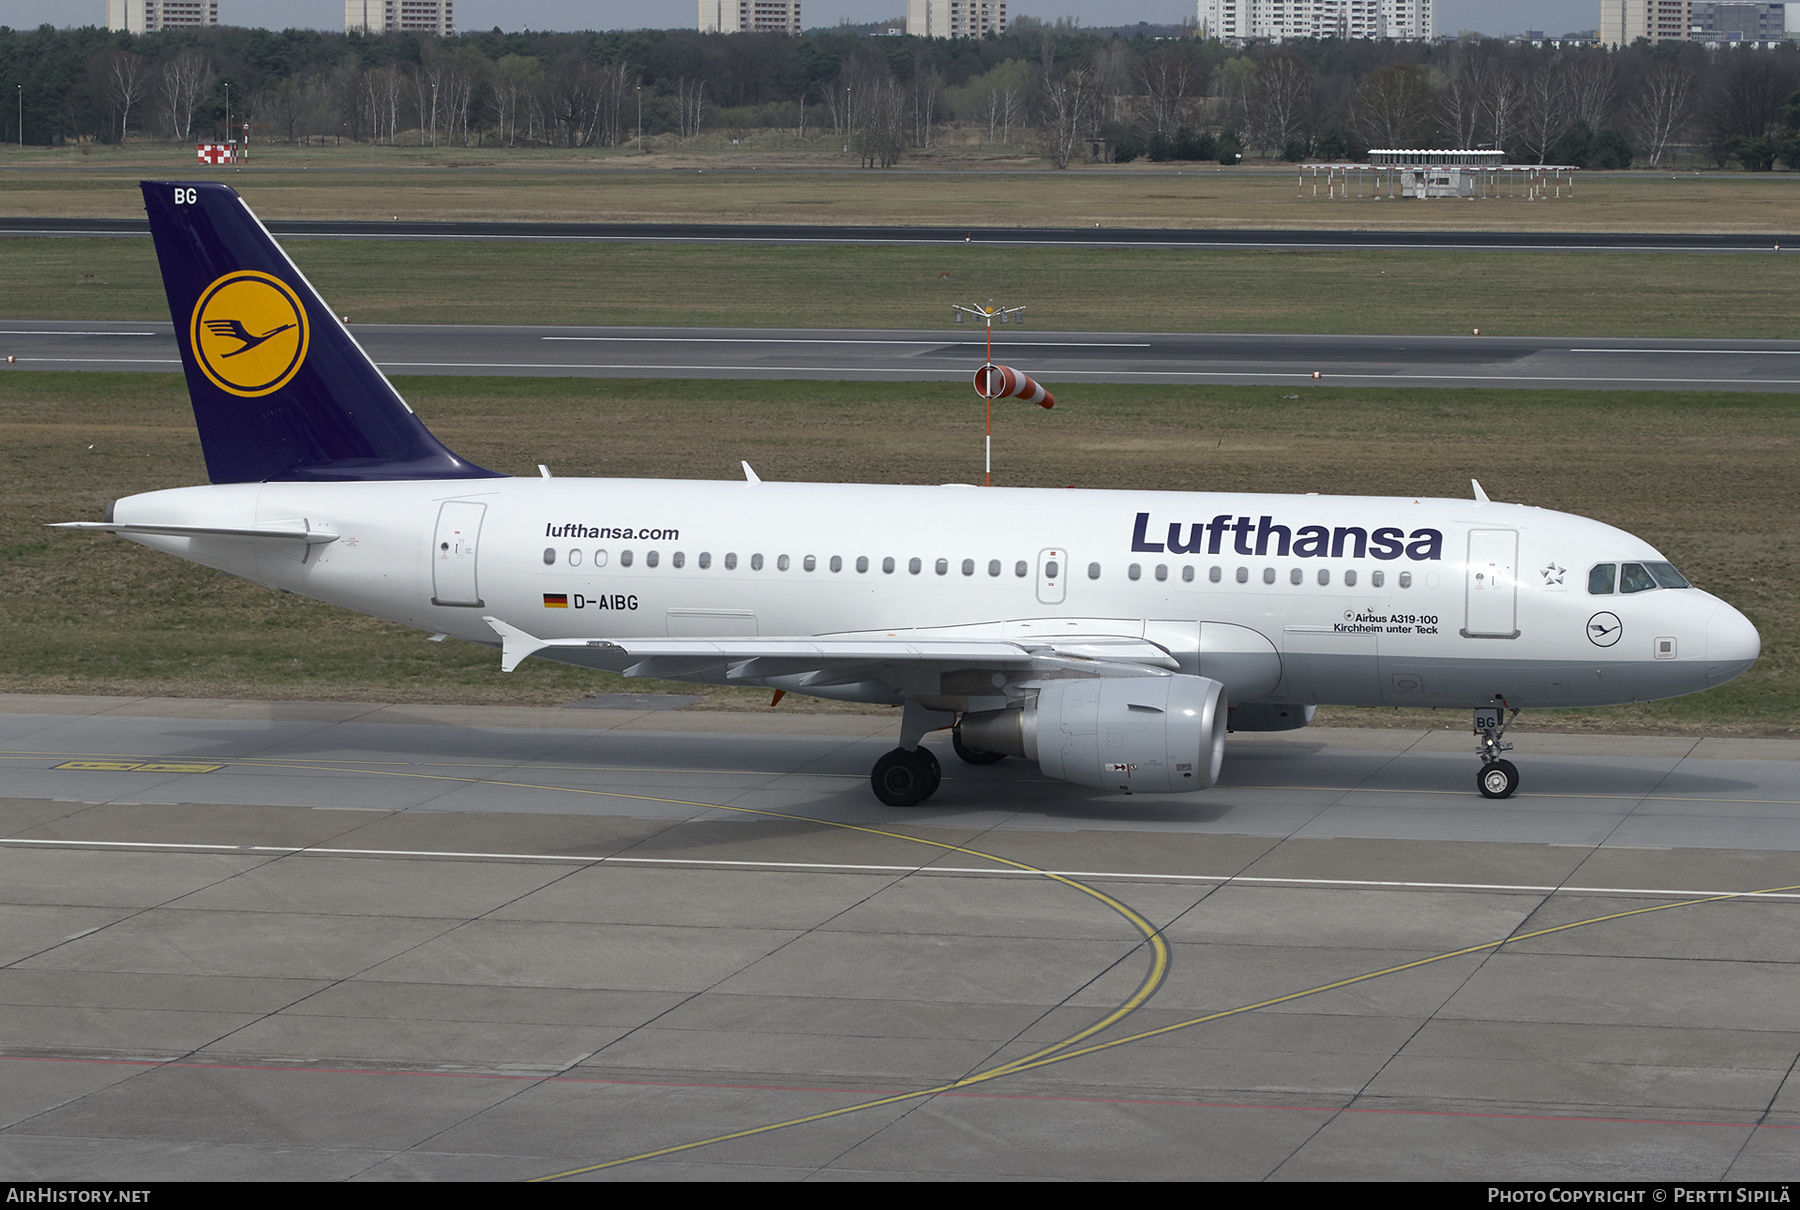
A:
108;476;1761;712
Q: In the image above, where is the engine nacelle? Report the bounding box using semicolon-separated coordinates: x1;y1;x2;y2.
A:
960;674;1226;794
1227;702;1316;732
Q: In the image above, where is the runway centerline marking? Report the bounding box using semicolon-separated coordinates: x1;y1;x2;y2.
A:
541;336;1151;348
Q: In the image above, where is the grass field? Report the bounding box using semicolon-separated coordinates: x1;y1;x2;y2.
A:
7;236;1797;338
2;371;1792;733
3;143;1799;233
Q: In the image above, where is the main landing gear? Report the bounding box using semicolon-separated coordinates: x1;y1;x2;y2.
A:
1475;698;1522;799
870;700;956;807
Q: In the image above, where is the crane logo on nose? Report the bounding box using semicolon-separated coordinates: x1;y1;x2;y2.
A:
190;270;309;397
1586;611;1623;647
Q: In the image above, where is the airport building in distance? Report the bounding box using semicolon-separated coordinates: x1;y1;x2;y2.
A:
1199;0;1432;42
105;0;218;33
345;0;454;36
905;0;1008;38
699;0;803;33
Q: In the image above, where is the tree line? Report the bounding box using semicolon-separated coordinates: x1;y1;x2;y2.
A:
3;21;1798;169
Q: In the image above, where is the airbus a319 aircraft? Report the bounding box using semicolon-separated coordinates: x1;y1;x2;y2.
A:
55;182;1762;806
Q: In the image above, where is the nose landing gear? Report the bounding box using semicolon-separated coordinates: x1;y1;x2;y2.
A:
1475;699;1521;799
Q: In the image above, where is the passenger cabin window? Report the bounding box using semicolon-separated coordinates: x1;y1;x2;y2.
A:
935;558;948;576
1086;562;1100;579
594;550;609;567
1128;564;1141;581
672;552;684;569
828;556;840;572
543;548;556;565
988;560;1001;577
1398;571;1412;588
646;551;659;568
724;552;737;570
568;549;582;567
883;557;895;574
804;555;816;572
1289;568;1302;586
1371;570;1383;588
1236;567;1249;583
1263;568;1276;585
697;552;710;569
620;550;633;567
1183;566;1195;582
1344;569;1356;587
1155;564;1168;582
1589;564;1616;595
1317;569;1330;586
777;554;790;571
750;553;764;570
1014;561;1028;578
962;559;975;576
909;557;922;575
1210;566;1222;583
854;556;867;573
1045;560;1060;579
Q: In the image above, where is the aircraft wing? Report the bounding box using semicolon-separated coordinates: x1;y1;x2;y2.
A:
482;617;1178;698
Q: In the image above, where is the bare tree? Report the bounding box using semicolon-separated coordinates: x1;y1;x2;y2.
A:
1483;65;1524;151
1627;62;1695;168
159;49;210;142
912;68;941;148
98;50;151;143
1440;55;1490;149
1352;63;1436;150
1518;59;1575;164
675;77;706;139
1568;53;1618;132
851;74;905;167
1247;53;1315;155
1042;65;1094;170
1138;48;1196;136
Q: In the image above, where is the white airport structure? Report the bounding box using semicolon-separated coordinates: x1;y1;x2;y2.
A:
905;0;1008;39
1303;150;1578;201
345;0;454;36
105;0;218;33
699;0;803;33
1199;0;1432;42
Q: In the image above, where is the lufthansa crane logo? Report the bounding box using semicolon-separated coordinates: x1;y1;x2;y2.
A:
189;270;309;397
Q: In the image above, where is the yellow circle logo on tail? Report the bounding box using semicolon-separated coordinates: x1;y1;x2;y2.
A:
190;271;309;397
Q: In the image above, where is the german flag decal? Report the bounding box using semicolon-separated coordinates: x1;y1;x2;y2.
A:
543;593;569;608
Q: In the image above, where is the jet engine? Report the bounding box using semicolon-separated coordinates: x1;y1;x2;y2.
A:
959;674;1226;794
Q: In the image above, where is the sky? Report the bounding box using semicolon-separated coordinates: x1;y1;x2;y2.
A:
19;1;1599;37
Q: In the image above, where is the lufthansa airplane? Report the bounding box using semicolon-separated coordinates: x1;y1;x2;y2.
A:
54;182;1762;807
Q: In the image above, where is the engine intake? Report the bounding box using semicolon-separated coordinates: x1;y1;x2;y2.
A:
960;674;1226;794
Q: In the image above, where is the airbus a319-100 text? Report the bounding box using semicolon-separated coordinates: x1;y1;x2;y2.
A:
54;182;1763;806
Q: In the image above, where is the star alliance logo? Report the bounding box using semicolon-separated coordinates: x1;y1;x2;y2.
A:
1540;563;1566;587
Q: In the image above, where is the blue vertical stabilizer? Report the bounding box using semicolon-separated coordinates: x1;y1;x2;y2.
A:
141;180;503;484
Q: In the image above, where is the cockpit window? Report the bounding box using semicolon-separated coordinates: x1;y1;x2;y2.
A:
1644;562;1690;589
1588;564;1615;595
1619;563;1658;594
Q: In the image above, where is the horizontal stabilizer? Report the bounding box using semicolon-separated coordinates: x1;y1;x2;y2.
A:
48;521;339;545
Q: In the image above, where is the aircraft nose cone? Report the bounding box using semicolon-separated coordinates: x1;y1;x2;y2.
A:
1705;602;1761;684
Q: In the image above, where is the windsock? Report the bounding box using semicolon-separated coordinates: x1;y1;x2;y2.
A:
973;364;1055;408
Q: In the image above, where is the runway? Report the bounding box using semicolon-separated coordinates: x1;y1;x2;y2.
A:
3;694;1798;1180
10;320;1800;392
6;216;1796;251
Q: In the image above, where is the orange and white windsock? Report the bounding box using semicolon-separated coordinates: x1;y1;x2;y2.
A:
973;364;1055;409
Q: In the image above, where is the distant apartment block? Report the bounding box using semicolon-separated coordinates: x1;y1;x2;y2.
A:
1690;1;1790;39
106;0;218;33
1600;0;1691;44
905;0;1008;39
345;0;454;36
1199;0;1432;42
699;0;803;33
